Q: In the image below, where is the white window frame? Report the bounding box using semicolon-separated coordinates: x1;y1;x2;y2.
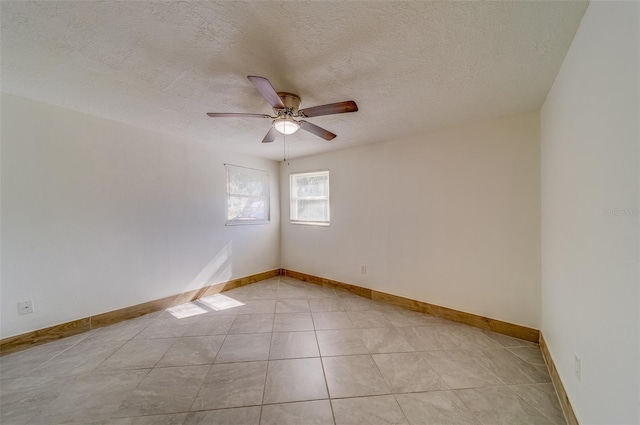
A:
225;164;270;225
290;170;330;226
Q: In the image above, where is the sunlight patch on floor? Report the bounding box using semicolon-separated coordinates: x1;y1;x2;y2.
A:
166;294;245;318
166;302;209;319
198;294;245;311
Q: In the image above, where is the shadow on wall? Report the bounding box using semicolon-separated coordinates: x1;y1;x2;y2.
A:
187;241;234;289
166;241;245;319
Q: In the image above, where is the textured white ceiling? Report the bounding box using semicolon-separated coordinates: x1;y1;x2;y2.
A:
1;1;587;160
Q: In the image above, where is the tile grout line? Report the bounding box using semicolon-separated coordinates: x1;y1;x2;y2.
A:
90;320;161;373
18;328;109;379
506;345;548;369
447;387;487;425
391;393;413;424
507;383;566;425
256;275;281;424
466;350;510;387
313;299;338;425
185;330;229;415
261;277;280;410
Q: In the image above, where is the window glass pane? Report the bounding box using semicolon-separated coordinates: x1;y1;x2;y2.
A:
226;165;269;224
229;169;265;197
295;199;329;222
294;175;328;198
228;196;266;221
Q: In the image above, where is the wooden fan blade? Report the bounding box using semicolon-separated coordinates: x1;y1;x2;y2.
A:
207;113;271;118
299;100;358;117
262;127;278;143
248;76;285;109
299;121;336;141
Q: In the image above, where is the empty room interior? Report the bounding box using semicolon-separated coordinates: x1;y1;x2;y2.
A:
0;1;638;425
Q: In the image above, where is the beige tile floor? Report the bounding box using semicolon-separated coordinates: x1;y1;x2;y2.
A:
0;277;566;425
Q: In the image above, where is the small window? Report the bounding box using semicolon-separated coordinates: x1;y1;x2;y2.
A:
290;170;330;225
225;164;270;225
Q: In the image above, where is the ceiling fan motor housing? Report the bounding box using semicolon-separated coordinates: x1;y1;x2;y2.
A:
277;92;301;113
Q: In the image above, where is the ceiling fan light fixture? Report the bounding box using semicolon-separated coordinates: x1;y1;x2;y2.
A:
207;76;358;142
273;117;300;135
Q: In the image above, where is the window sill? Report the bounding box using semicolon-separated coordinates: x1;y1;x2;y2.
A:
226;220;270;226
290;221;330;227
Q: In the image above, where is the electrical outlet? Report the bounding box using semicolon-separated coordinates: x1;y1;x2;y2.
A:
18;300;34;315
360;265;367;274
574;354;581;381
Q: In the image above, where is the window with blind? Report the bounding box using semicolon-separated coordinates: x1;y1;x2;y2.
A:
290;170;330;225
225;164;270;225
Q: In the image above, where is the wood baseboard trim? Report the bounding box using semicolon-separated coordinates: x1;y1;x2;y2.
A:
539;334;579;425
0;319;92;357
281;269;372;298
0;269;281;356
281;268;539;343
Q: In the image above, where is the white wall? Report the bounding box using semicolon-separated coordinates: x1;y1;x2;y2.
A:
0;93;280;339
541;2;639;424
281;111;541;329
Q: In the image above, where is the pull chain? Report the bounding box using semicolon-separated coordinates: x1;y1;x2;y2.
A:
286;132;290;165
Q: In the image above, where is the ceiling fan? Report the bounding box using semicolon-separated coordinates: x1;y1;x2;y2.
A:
207;76;358;143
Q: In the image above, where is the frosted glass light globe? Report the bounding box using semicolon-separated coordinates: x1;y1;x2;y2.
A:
273;118;300;135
